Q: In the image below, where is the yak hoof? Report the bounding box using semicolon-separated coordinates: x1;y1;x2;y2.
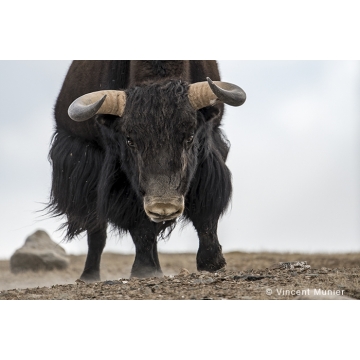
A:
130;268;164;279
197;255;226;273
80;271;101;283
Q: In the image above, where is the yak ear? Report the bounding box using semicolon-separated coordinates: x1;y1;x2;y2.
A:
198;103;224;125
95;114;120;127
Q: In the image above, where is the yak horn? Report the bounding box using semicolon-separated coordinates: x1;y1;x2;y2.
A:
188;77;246;110
68;90;127;122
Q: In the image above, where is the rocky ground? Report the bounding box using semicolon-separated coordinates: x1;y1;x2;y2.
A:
0;251;359;300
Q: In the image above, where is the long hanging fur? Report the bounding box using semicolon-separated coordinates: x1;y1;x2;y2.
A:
184;113;232;225
47;131;104;238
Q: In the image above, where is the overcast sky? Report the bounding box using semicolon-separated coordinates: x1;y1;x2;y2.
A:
0;60;359;259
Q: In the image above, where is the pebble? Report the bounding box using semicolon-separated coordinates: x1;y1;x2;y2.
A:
27;294;42;299
192;279;203;284
143;287;152;295
178;268;190;277
56;294;70;300
234;275;271;281
103;280;117;285
305;274;319;279
192;277;214;284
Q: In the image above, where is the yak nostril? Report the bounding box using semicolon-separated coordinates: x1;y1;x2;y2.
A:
147;210;162;217
148;209;181;217
146;203;183;219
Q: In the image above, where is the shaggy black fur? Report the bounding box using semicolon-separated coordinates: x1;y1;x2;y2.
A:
48;60;232;280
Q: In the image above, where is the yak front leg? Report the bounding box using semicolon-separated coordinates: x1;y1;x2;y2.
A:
129;222;163;278
193;221;226;272
80;224;107;282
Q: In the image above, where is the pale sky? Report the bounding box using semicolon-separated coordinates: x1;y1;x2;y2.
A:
0;60;359;259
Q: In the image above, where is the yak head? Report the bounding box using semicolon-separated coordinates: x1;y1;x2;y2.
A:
68;78;246;223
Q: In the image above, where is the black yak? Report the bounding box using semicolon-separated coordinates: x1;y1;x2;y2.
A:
48;61;246;280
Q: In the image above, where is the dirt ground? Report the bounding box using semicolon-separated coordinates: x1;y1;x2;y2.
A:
0;251;359;300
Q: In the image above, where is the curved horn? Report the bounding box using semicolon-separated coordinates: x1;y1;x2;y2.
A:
188;77;246;110
68;90;127;122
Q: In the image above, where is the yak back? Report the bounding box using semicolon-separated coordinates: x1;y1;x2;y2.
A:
54;61;222;141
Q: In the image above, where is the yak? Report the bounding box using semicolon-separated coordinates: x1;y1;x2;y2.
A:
48;60;246;281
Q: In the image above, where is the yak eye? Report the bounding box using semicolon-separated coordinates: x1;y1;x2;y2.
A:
186;135;194;144
127;137;135;147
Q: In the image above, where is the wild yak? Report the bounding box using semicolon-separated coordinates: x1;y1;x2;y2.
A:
48;60;246;281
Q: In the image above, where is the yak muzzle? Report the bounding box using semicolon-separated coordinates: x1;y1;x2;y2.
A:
144;196;184;223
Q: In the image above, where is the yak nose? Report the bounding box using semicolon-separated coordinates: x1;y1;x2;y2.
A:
147;203;181;218
144;196;184;222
